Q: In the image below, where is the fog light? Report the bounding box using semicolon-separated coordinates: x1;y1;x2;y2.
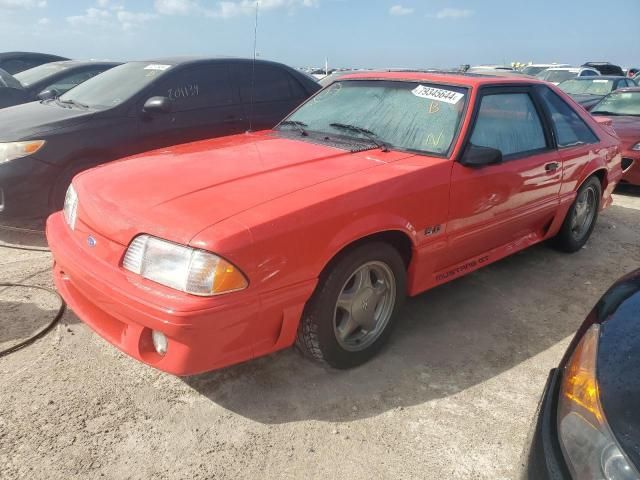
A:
152;330;168;356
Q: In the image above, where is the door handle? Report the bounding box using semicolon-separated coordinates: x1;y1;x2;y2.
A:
545;162;560;172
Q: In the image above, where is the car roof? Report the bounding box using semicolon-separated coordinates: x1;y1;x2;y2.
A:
615;87;640;93
40;60;122;68
338;70;546;87
0;51;68;61
569;75;627;80
132;56;292;68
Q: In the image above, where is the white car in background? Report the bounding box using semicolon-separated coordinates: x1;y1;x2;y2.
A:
521;63;570;76
536;66;600;85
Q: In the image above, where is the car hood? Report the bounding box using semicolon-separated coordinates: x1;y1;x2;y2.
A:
0;100;94;140
608;116;640;147
75;132;412;246
596;270;640;470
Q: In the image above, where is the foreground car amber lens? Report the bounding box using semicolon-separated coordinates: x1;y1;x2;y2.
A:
558;324;640;480
122;235;248;296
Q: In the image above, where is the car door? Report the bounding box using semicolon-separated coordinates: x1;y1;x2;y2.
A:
135;63;244;151
534;85;601;199
442;87;562;270
230;62;311;131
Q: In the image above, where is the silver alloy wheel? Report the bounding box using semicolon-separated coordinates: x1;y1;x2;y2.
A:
571;185;597;240
333;260;396;352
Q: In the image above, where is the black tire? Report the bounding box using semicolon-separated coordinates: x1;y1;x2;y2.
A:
296;242;407;369
554;176;602;253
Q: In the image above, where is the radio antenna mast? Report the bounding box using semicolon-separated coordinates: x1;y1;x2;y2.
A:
248;0;259;132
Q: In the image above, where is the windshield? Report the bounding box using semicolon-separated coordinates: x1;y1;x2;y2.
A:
59;62;173;109
14;63;67;87
278;80;467;155
559;79;615;96
522;66;548;76
0;68;22;89
537;70;577;83
592;92;640;116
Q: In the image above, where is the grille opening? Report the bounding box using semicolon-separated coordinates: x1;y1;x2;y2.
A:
621;158;634;172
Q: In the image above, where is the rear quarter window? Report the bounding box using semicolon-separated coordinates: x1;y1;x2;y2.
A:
538;87;599;148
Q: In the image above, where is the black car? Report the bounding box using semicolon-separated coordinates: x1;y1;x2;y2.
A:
0;51;69;75
0;57;320;219
0;60;121;110
582;62;625;76
524;269;640;479
558;76;637;110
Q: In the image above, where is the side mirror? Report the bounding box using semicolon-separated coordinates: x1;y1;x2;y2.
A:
38;88;60;101
143;96;172;115
459;143;503;167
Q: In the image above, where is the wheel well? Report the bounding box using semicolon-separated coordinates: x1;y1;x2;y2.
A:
320;231;414;280
590;169;608;193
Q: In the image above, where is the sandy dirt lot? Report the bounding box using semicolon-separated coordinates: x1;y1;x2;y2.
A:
1;189;639;480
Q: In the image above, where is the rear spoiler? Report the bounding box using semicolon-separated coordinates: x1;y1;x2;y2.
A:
593;115;617;137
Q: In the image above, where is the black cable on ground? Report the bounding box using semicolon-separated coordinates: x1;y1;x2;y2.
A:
0;223;50;252
0;283;66;358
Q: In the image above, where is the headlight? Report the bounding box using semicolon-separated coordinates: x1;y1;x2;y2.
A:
63;184;78;230
558;324;640;480
122;234;248;296
631;142;640;151
0;140;45;165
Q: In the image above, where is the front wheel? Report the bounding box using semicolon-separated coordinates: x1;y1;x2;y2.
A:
554;176;601;253
296;242;407;369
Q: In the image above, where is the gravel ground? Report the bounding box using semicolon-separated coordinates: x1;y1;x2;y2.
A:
1;189;639;480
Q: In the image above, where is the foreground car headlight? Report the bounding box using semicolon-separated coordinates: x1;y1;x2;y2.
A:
558;324;640;479
632;142;640;151
122;235;248;296
63;184;78;230
0;140;45;165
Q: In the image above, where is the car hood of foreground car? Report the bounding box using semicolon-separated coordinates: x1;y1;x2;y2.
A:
74;132;413;246
597;269;640;470
0;99;94;140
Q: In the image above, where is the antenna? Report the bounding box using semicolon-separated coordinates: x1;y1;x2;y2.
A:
248;0;259;133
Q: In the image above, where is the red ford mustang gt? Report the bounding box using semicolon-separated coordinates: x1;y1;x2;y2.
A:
46;72;623;375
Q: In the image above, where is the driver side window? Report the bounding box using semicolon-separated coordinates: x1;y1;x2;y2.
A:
469;92;547;158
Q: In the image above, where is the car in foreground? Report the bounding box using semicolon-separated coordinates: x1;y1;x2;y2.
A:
0;51;69;75
47;72;623;375
591;88;640;185
537;67;600;85
0;60;120;109
0;57;320;219
558;76;637;110
583;61;625;76
524;268;640;479
522;64;570;76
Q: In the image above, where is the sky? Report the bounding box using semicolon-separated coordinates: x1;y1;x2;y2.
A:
0;0;638;69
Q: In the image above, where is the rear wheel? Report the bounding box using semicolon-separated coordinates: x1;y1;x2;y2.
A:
296;242;406;369
554;176;601;253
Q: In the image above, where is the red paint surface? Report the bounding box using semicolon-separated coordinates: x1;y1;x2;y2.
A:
46;73;624;375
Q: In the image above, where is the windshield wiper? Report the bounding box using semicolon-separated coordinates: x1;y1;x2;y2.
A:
592;111;620;116
58;98;89;109
280;120;308;137
329;123;389;152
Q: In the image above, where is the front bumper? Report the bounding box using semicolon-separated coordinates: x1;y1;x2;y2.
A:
0;156;54;218
522;368;571;480
47;212;300;376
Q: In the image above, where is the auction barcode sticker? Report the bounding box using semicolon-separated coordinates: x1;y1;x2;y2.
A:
411;85;464;104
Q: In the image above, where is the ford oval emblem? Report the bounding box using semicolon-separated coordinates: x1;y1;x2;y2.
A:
87;235;97;248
